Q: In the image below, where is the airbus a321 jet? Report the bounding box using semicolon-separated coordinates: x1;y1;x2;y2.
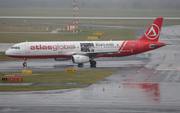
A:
6;18;165;67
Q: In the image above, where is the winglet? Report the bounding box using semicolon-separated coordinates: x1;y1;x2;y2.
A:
138;18;163;42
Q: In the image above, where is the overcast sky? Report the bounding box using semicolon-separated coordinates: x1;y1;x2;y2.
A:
0;0;179;9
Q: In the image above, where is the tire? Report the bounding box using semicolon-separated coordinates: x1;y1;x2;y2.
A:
23;62;27;66
78;63;83;67
90;61;96;67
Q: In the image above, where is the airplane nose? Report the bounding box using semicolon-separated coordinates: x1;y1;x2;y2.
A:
5;50;10;56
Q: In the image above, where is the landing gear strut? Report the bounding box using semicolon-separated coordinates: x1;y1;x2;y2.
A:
90;61;96;67
78;63;83;67
23;58;27;66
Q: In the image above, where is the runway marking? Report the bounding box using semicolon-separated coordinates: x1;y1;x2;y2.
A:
144;73;153;82
160;39;180;40
131;82;180;84
34;67;54;69
162;98;180;101
157;69;174;70
173;29;180;36
156;68;180;71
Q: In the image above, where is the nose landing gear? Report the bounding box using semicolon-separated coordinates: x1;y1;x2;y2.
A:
23;58;27;66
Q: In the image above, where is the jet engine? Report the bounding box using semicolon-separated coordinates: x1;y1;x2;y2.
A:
71;55;90;64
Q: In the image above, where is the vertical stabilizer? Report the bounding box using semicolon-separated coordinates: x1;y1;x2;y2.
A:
138;18;163;42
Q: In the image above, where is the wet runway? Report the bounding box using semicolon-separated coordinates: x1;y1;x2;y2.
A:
0;56;147;72
1;25;180;112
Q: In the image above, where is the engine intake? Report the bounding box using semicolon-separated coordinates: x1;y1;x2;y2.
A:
71;55;90;64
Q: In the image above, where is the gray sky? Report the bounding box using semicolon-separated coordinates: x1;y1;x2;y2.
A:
0;0;179;9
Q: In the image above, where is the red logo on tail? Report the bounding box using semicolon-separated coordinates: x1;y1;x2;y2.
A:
145;24;160;40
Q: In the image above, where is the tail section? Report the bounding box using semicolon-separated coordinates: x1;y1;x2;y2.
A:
138;18;163;42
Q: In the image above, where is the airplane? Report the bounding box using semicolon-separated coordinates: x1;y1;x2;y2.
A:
5;18;165;67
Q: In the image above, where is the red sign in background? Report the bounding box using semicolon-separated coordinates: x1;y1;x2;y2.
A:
8;78;23;81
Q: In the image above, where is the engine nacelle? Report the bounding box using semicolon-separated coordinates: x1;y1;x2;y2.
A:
71;55;90;64
54;58;71;61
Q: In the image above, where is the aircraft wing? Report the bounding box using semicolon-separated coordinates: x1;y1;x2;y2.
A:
73;51;120;57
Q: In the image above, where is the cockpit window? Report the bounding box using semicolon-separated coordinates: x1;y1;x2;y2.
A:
11;47;20;49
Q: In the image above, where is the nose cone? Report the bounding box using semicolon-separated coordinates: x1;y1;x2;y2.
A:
5;50;11;56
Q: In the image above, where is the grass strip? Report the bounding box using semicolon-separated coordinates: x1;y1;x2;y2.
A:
0;70;116;91
0;52;19;61
0;70;116;84
0;8;180;17
0;86;86;91
0;26;135;43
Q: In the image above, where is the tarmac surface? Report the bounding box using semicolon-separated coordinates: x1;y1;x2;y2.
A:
0;25;180;112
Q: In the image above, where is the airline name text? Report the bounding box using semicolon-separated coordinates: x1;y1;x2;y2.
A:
30;44;76;51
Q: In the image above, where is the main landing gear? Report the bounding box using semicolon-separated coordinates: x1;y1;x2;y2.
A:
90;60;96;68
77;61;96;68
23;58;27;67
78;63;83;67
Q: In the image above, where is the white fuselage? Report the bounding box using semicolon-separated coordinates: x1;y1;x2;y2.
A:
6;41;127;58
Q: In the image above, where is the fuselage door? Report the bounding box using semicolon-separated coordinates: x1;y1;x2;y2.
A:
138;42;143;51
58;44;63;54
25;43;30;53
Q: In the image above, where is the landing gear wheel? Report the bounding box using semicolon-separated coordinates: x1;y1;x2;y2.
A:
78;63;83;67
23;58;27;67
90;61;96;68
23;62;27;66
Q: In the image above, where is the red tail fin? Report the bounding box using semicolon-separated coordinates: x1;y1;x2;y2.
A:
138;18;163;42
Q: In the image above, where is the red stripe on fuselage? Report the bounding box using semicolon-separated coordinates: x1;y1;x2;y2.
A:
6;55;72;59
118;41;127;51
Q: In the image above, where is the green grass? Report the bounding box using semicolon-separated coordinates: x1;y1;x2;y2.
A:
84;19;180;26
0;70;116;91
79;8;180;17
0;26;136;43
0;52;19;61
1;8;180;27
0;8;180;17
1;18;180;27
0;86;86;91
0;70;116;84
0;8;72;17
